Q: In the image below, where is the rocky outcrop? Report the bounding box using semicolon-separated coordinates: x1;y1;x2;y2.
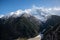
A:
41;15;60;40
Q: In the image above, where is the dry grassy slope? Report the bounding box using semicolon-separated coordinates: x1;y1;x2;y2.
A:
16;35;41;40
28;35;41;40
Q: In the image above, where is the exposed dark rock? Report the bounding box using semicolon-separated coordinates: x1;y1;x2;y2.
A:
0;14;41;40
41;15;60;40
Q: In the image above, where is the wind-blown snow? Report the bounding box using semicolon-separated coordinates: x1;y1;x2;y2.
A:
0;6;60;21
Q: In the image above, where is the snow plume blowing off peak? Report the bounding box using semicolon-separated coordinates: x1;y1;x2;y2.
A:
0;6;60;22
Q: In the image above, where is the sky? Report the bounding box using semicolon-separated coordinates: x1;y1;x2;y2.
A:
0;0;60;15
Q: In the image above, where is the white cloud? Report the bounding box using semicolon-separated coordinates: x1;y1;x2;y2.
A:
1;5;60;21
25;9;31;14
0;15;4;18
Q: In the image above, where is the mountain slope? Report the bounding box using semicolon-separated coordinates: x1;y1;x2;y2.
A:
41;15;60;33
0;13;41;40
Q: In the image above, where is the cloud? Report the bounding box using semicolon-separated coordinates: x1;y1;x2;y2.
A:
0;15;4;18
0;5;60;21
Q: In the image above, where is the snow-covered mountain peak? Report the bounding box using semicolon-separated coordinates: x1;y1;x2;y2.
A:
0;6;60;22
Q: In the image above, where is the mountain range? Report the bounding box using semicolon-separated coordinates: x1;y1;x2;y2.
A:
0;7;60;40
